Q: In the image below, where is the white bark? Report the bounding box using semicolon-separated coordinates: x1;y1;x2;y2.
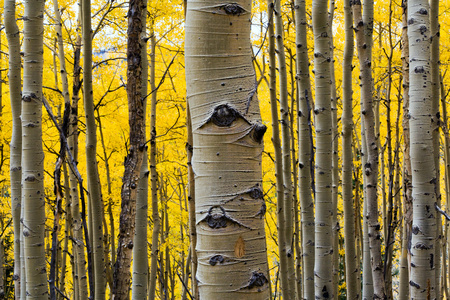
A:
185;1;270;298
408;0;437;297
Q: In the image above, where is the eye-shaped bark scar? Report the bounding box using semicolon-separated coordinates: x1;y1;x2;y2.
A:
193;3;250;16
198;206;252;229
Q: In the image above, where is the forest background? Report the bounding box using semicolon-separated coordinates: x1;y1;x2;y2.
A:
0;0;450;299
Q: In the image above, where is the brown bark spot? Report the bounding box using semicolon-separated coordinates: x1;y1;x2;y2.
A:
234;236;245;258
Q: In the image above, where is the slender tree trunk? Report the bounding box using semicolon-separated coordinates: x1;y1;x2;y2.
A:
312;0;333;298
266;1;288;298
342;1;358;298
148;24;161;300
4;0;22;297
352;0;386;297
186;102;199;299
273;0;295;297
21;0;48;297
328;2;340;295
399;1;412;298
81;0;106;298
408;0;437;297
113;0;146;298
58;163;71;299
185;1;270;298
294;0;315;297
430;0;441;297
131;1;149;299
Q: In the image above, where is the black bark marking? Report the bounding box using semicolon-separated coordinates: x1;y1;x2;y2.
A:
254;203;266;219
409;280;420;289
414;66;425;73
211;104;237;127
251;123;267;143
322;285;330;298
414;242;432;250
244;272;268;289
412;225;420;235
249;186;263;199
418;8;428;15
430;253;434;269
205;206;228;229
222;3;245;15
209;255;224;266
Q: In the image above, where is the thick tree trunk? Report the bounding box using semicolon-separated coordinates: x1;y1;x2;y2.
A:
185;1;270;298
294;0;315;297
408;0;437;298
21;0;48;297
312;0;333;298
342;1;358;298
4;0;22;297
112;0;146;298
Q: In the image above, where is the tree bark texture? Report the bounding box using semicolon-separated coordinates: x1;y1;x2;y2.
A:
342;1;358;298
4;0;22;297
294;0;315;297
131;1;149;299
408;0;437;298
113;0;146;298
22;0;48;297
185;1;270;298
312;0;333;298
82;0;106;297
352;0;386;297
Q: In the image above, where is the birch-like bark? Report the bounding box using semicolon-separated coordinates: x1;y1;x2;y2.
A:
352;0;386;297
131;2;149;299
312;0;333;298
148;25;161;300
82;0;106;297
408;0;437;297
4;0;22;297
112;0;146;297
328;2;339;295
342;1;358;298
185;1;270;298
22;0;48;297
399;2;412;298
429;0;440;296
294;0;315;297
267;0;288;297
273;1;295;297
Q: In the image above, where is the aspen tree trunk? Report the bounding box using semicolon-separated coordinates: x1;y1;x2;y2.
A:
273;0;295;297
361;122;374;299
131;1;149;299
294;0;315;297
429;0;440;296
4;0;22;297
148;25;161;300
21;0;48;297
185;1;270;298
312;0;333;298
186;103;199;299
342;1;358;298
112;0;146;298
266;0;288;297
328;2;339;295
82;0;106;297
408;0;437;297
69;33;88;300
399;1;412;298
352;0;386;297
59;164;71;299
